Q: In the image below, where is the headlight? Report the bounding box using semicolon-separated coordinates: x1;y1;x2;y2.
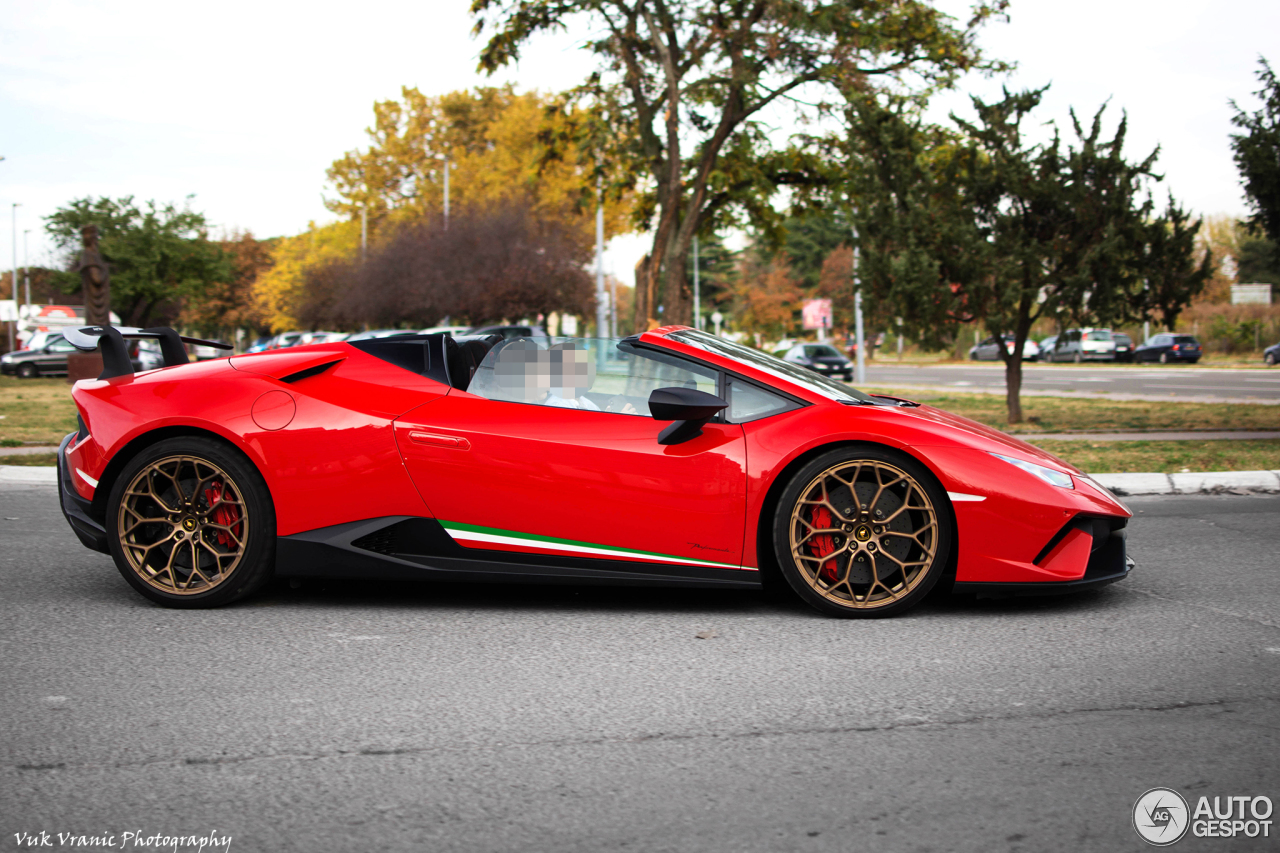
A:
989;452;1074;489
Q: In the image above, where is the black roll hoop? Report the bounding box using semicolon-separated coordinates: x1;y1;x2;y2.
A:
63;325;233;380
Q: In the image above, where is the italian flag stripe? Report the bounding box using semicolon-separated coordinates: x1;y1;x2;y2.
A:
439;520;742;570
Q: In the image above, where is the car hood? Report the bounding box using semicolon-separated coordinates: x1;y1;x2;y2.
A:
881;401;1085;475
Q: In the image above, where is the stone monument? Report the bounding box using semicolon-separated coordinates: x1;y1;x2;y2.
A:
67;225;111;381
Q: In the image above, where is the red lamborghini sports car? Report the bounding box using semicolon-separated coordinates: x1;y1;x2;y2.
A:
57;325;1132;618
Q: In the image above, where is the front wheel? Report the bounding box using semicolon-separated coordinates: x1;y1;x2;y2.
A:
1266;352;1277;366
16;362;37;378
773;447;952;618
106;436;276;608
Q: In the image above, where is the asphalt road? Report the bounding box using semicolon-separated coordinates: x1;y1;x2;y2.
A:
863;362;1280;404
2;484;1278;852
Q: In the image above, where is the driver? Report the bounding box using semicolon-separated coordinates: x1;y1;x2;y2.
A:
543;343;599;410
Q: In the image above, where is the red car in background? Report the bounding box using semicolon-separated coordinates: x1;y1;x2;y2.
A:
58;325;1132;618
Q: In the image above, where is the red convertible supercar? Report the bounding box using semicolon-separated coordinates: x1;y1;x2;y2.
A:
57;325;1132;618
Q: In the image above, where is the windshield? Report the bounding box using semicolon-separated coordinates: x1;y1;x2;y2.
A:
668;330;873;403
803;345;842;358
1085;331;1112;342
1173;336;1198;344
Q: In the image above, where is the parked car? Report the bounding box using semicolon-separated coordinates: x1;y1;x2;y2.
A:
969;335;1040;362
1263;341;1278;366
1111;333;1135;363
781;343;853;380
131;340;165;372
1039;335;1058;357
245;336;274;353
58;325;1132;618
266;332;304;350
344;329;419;343
1;333;78;377
421;325;473;337
1134;334;1202;364
1050;328;1116;362
466;324;549;340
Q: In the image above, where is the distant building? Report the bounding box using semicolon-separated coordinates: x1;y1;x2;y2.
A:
1230;283;1272;305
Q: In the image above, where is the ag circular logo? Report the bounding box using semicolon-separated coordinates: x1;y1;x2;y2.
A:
1133;788;1190;846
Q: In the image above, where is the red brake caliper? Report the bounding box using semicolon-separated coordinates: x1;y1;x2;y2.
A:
203;481;243;547
807;506;840;583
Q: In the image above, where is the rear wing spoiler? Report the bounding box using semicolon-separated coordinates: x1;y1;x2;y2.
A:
64;326;233;380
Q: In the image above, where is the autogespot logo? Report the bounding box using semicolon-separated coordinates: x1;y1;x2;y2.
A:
1133;788;1190;846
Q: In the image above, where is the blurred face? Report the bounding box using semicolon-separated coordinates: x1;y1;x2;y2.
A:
549;347;595;397
492;344;596;402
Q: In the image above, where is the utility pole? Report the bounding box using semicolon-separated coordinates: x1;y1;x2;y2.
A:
443;155;451;231
11;203;19;342
595;181;607;343
852;224;866;386
23;229;30;306
693;235;701;330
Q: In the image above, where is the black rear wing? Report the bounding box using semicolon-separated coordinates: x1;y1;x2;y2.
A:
64;326;233;380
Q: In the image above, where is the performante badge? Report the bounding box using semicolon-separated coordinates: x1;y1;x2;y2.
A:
1133;787;1190;846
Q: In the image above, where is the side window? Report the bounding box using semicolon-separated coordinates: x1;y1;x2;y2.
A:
46;337;76;352
726;377;799;423
469;338;718;416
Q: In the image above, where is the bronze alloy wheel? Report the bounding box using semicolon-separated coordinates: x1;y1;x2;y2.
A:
785;457;941;613
117;454;249;595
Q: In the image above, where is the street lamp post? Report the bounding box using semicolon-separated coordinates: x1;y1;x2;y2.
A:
11;203;20;343
443;155;451;231
852;224;866;386
595;181;607;341
693;235;701;331
23;228;31;306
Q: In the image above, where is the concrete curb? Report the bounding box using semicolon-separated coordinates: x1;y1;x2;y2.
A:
1091;470;1280;497
0;466;58;484
3;464;1278;497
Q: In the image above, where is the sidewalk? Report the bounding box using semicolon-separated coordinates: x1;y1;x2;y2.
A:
4;463;1277;496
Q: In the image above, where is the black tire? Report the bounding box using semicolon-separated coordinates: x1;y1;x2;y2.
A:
1266;352;1276;366
106;436;275;608
1160;352;1170;364
772;445;953;618
1073;351;1082;364
16;362;37;378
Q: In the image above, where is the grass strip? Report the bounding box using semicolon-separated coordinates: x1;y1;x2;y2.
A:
1031;439;1280;475
0;452;61;467
867;387;1280;434
0;377;79;445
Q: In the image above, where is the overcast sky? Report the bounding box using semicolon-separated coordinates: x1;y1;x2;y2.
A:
1;0;1277;284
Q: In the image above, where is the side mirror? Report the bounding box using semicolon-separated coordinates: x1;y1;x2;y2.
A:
648;386;728;445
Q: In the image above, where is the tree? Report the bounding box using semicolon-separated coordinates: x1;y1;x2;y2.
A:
1230;57;1280;260
44;197;232;328
180;231;275;339
471;0;1008;331
843;89;1189;423
326;85;629;245
1141;198;1213;331
252;220;361;333
730;254;801;343
299;200;594;331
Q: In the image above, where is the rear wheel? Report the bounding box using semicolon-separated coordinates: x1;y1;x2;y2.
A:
773;447;952;618
1073;351;1082;363
1160;352;1170;364
106;437;275;608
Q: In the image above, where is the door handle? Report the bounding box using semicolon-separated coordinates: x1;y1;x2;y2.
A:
408;431;470;450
